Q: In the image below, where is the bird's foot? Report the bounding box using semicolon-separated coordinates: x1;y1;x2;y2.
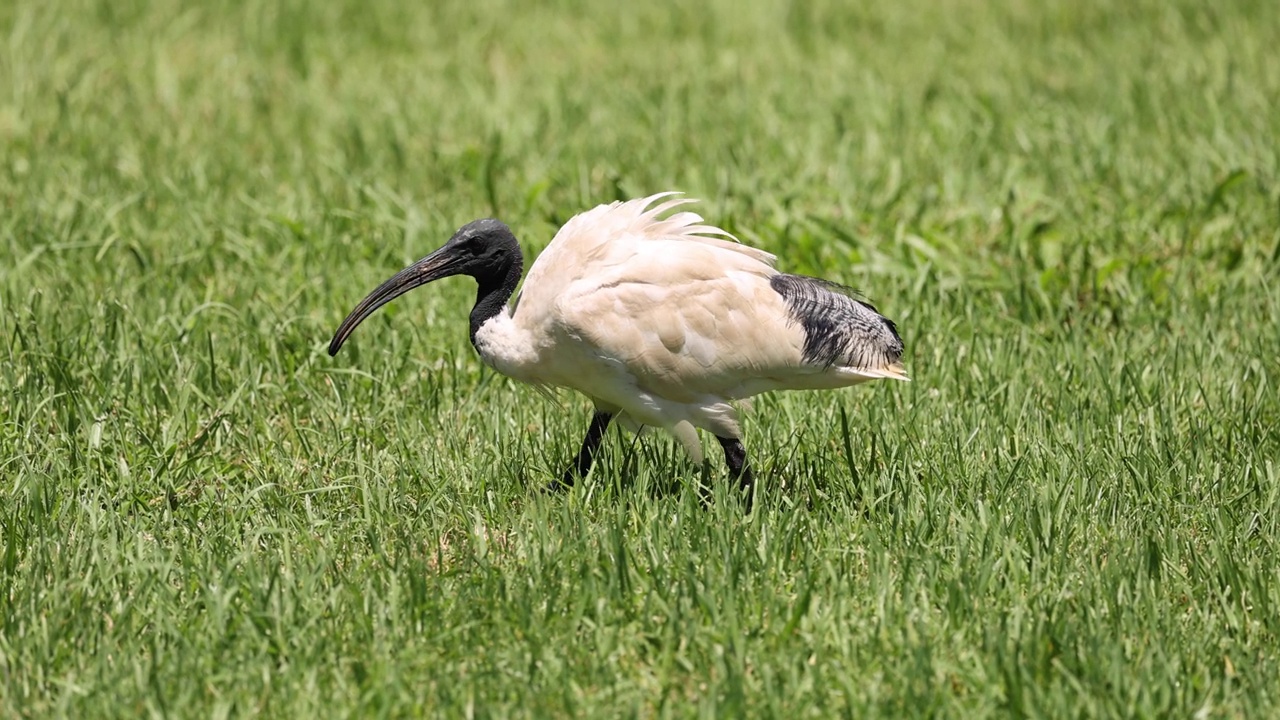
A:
544;471;576;494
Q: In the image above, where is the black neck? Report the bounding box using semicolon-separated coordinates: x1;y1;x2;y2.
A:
468;252;523;346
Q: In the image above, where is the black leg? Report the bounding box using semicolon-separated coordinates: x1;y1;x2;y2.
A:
550;411;613;491
717;436;754;510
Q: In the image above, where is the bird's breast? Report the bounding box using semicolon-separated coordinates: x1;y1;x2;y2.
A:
472;311;542;383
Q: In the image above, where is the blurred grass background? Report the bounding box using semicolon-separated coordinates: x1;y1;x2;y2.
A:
2;0;1278;716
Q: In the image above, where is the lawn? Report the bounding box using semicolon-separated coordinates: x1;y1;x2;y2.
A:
2;0;1279;716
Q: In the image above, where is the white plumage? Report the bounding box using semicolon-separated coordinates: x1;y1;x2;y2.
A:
330;193;907;505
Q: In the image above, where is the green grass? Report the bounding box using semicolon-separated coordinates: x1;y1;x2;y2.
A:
3;0;1279;716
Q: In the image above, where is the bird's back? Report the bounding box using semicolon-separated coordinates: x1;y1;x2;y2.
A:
512;193;775;318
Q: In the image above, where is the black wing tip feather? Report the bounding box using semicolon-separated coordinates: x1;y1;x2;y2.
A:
769;273;904;368
874;313;904;354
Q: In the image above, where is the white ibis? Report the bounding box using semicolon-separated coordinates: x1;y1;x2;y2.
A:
329;193;907;505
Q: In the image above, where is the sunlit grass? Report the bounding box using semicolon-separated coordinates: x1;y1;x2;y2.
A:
2;0;1278;716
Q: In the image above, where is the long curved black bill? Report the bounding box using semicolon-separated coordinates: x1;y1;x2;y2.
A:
328;247;459;356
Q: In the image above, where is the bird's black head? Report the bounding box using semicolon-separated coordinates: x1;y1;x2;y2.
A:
328;218;524;356
439;218;522;284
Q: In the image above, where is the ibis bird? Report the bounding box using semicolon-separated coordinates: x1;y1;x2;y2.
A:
329;193;906;504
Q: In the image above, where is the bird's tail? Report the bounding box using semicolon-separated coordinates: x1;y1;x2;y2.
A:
873;362;910;381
